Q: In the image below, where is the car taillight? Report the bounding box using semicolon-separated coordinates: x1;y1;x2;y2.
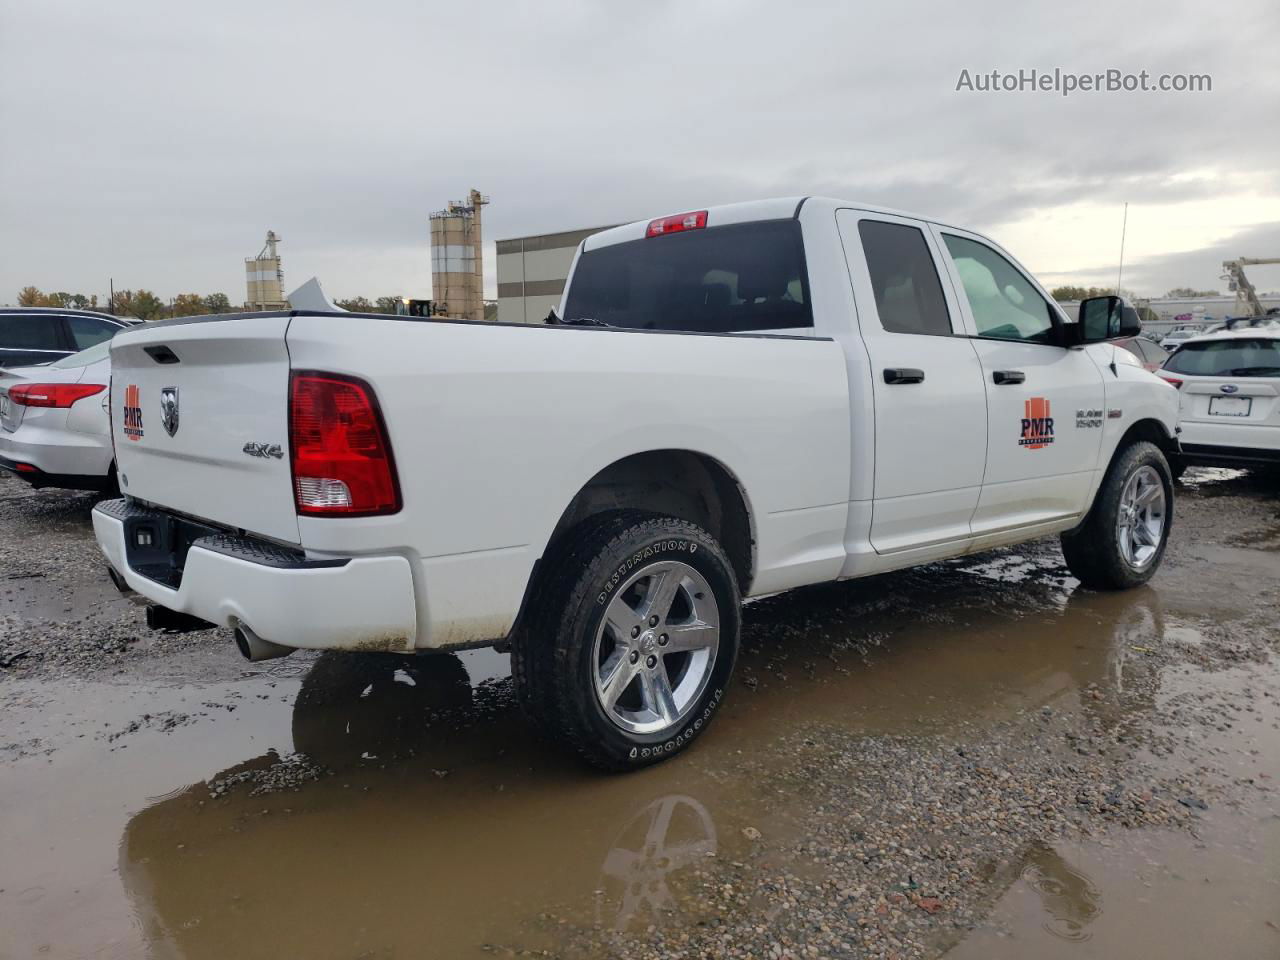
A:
289;371;400;516
1158;374;1183;389
9;383;106;408
646;210;708;238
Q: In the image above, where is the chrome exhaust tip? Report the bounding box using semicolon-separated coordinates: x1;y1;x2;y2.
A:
233;623;294;662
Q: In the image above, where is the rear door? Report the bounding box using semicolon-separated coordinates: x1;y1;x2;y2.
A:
933;227;1105;534
109;315;299;543
837;210;988;553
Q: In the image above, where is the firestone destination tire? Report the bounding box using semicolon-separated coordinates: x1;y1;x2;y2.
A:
1060;440;1173;590
513;512;741;771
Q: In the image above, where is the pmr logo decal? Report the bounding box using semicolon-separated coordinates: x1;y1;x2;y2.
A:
122;384;144;441
1019;396;1055;449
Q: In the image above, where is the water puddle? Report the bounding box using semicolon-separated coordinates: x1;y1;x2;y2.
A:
2;471;1278;959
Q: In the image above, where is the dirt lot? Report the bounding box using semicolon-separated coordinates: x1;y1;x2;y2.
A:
1;468;1277;959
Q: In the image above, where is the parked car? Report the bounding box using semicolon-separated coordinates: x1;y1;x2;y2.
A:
0;339;116;490
1160;326;1201;351
92;197;1179;770
1158;328;1280;472
0;307;135;368
1116;335;1168;371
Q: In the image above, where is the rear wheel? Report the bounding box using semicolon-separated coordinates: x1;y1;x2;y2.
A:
1061;440;1173;590
513;512;740;771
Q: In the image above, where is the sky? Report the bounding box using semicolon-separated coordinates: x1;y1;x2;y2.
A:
1;0;1278;304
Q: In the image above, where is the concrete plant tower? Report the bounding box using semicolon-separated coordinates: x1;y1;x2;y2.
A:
429;189;489;321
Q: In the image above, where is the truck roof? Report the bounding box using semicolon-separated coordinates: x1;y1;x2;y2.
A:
583;196;977;252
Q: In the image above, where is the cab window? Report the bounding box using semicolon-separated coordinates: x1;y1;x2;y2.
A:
858;220;952;336
943;235;1057;344
562;220;812;333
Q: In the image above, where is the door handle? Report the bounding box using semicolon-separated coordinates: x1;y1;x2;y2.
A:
993;370;1025;385
883;367;925;385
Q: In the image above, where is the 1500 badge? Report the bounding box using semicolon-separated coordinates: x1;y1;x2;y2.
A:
1075;408;1103;428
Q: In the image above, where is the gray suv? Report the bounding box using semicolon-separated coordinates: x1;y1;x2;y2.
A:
0;308;136;368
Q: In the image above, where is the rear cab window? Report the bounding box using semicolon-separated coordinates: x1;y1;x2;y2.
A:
563;220;813;334
1164;338;1280;377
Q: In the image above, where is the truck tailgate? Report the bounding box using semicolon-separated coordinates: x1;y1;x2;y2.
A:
109;315;299;544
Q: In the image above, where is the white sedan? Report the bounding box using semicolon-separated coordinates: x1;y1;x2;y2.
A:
1159;328;1280;472
0;340;114;491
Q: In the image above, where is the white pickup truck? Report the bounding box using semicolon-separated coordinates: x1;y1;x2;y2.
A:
94;197;1179;770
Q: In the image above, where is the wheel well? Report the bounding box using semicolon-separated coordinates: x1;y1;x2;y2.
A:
541;450;754;594
1116;418;1178;462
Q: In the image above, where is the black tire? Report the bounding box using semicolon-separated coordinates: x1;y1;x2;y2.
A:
1061;440;1173;590
512;511;741;771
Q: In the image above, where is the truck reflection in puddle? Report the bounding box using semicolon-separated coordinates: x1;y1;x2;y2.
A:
116;558;1180;958
598;793;717;932
120;651;731;957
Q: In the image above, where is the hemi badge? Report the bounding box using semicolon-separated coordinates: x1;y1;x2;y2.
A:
1107;409;1123;419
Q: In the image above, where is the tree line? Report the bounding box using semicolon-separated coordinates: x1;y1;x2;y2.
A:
1050;285;1221;301
16;286;235;322
14;286;414;321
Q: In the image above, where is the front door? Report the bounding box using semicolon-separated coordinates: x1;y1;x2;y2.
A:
933;227;1105;534
837;210;988;553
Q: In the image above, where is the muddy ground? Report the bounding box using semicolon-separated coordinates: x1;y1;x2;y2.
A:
0;469;1277;959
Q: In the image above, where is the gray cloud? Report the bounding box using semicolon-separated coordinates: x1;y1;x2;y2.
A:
1;0;1277;302
1045;220;1280;296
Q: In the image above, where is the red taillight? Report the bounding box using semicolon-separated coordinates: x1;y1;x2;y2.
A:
645;210;708;238
288;371;400;516
14;463;37;473
9;383;106;408
1158;374;1183;389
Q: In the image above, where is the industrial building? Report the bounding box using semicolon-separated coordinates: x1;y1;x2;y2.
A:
429;190;489;322
496;224;617;324
245;230;287;311
1056;294;1280;334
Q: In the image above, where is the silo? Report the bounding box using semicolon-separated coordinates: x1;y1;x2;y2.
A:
245;230;287;310
429;190;489;321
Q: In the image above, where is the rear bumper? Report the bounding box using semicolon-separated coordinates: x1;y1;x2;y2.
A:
1177;421;1280;467
92;499;418;652
0;454;112;491
0;427;113;487
1178;443;1280;468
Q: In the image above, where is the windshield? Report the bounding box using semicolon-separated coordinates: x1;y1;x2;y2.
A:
1164;338;1280;377
563;220;813;334
50;340;111;369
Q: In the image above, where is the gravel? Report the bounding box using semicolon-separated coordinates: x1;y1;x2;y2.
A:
1;468;1277;959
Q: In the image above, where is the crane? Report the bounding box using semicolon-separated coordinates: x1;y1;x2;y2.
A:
1221;257;1280;318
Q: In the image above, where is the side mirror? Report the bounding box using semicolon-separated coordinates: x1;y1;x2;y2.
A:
1078;296;1141;342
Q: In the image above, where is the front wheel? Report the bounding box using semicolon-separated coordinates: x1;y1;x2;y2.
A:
513;512;740;771
1061;440;1173;590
